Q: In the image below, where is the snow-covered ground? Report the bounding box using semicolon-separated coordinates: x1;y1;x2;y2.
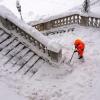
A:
0;0;100;100
0;81;28;100
0;25;100;100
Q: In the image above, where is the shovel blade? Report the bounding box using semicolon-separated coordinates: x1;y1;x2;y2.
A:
66;61;72;67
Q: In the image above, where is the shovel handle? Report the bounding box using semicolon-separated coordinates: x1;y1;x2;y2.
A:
69;51;75;63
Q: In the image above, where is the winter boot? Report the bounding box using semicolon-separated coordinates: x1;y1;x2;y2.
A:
78;56;83;59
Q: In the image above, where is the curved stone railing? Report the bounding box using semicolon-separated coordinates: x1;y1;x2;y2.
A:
0;16;62;64
33;14;100;31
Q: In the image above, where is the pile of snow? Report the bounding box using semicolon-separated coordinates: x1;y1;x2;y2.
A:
47;40;61;52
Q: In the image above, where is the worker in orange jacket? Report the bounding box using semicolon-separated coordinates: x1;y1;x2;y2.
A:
74;39;85;59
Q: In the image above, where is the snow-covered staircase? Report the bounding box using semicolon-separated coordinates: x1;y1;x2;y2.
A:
0;28;46;77
0;6;62;68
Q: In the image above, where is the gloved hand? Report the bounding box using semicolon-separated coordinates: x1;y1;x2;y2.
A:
74;50;77;52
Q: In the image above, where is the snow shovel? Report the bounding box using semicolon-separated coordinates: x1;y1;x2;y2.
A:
67;51;75;65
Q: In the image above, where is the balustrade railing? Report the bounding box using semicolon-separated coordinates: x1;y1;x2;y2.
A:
0;16;62;63
33;14;100;31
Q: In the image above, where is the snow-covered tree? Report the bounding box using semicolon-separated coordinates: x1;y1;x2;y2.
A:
82;0;90;13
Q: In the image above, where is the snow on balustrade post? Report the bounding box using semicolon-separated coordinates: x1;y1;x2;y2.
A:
47;41;62;62
97;18;100;28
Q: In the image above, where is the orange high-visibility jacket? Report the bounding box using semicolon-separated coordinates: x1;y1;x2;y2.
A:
74;39;85;57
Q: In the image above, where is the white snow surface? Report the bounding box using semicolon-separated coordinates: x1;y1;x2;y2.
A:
0;25;100;100
0;0;100;100
0;81;28;100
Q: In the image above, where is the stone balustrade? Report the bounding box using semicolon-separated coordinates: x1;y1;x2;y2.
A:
0;16;62;63
33;14;100;31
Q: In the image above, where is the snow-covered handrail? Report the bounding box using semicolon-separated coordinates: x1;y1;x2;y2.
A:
0;6;62;64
